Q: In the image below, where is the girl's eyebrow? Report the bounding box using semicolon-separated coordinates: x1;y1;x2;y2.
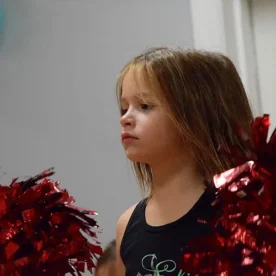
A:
121;91;157;105
135;91;157;102
121;92;147;102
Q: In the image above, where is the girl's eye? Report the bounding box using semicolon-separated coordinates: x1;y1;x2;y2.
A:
121;108;128;115
140;104;153;111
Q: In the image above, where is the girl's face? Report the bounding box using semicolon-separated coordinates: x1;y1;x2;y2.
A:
120;71;184;165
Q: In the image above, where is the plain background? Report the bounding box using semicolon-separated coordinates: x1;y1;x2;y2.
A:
251;0;276;131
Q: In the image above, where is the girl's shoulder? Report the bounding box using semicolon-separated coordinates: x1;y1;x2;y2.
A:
116;203;138;237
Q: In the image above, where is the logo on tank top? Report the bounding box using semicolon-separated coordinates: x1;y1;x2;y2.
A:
136;254;192;276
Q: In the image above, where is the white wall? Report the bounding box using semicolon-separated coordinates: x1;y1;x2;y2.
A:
251;0;276;130
190;0;261;116
0;0;194;251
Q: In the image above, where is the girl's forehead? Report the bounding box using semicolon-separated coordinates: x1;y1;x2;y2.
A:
121;71;159;103
122;70;147;93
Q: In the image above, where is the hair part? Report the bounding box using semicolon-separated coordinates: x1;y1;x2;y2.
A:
117;47;253;196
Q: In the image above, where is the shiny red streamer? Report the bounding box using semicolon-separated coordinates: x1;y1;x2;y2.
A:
182;114;276;275
0;168;102;275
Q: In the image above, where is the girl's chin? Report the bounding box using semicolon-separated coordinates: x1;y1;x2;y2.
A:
125;152;147;163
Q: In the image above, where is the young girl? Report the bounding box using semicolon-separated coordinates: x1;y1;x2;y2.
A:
115;47;253;276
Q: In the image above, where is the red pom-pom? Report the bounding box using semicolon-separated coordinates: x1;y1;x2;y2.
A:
182;115;276;275
0;168;102;275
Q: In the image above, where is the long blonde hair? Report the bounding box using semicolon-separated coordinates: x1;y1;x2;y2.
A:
116;47;253;196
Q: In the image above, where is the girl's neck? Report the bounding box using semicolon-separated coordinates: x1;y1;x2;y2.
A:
150;157;205;203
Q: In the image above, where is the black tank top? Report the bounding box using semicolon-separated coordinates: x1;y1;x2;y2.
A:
120;188;216;276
